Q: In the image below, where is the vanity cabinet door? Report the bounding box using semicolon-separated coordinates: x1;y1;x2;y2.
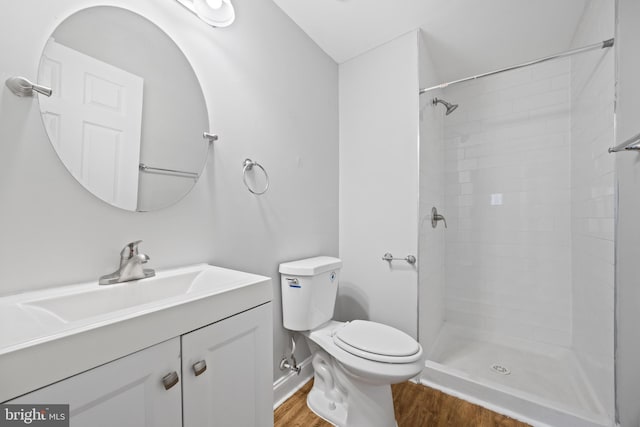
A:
182;302;273;427
9;338;182;427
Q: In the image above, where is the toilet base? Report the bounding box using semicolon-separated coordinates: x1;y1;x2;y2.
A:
307;386;348;426
307;347;398;427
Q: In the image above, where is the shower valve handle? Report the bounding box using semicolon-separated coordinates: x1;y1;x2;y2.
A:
431;207;447;229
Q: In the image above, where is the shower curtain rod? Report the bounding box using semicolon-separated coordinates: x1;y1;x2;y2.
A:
418;38;614;94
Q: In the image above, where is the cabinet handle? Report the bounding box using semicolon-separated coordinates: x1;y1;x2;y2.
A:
162;371;179;390
192;360;207;376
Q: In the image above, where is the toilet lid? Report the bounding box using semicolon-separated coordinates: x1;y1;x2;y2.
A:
333;320;422;363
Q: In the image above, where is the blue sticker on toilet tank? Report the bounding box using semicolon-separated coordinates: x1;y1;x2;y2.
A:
289;284;301;288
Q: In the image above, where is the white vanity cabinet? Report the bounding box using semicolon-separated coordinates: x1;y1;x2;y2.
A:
9;303;273;427
10;338;183;427
182;302;273;427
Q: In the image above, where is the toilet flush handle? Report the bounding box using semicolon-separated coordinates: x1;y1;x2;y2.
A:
286;278;300;288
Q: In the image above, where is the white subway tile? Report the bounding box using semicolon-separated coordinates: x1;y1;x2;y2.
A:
426;51;614;356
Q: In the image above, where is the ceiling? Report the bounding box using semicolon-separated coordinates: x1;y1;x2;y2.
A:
271;0;592;82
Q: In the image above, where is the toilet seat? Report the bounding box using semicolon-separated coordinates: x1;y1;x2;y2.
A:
332;320;422;364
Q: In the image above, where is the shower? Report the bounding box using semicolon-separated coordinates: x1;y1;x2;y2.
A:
432;97;458;115
418;35;616;426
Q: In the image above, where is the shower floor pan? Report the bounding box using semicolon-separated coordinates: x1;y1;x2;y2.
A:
421;325;611;427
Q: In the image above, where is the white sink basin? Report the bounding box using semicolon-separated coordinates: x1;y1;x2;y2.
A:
0;305;65;347
0;263;271;402
12;264;266;327
23;273;197;323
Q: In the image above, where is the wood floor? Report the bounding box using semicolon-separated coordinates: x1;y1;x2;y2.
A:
274;380;531;427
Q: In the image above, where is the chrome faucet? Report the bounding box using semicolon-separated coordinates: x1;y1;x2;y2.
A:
99;240;156;285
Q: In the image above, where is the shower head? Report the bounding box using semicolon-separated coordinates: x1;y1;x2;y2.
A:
432;97;458;115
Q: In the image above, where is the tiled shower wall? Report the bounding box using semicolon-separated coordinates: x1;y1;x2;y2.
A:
569;0;615;416
441;59;573;346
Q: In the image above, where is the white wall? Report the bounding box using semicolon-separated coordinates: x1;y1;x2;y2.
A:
338;31;419;338
418;31;446;353
0;0;338;386
569;0;615;418
614;0;640;425
440;59;573;346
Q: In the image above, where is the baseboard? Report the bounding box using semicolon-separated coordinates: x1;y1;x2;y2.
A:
273;356;314;410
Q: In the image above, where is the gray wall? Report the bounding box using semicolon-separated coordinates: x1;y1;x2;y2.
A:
0;0;338;385
615;0;640;425
337;31;419;338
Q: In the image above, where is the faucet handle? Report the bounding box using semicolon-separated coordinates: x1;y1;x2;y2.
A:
121;240;143;259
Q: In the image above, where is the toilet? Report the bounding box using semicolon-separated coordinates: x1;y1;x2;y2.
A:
280;256;424;427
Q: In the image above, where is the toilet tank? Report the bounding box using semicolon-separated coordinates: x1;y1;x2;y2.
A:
279;256;342;331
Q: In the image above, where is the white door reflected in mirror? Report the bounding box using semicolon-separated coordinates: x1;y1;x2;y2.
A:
39;39;144;211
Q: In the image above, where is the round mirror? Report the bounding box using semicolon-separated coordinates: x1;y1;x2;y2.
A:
37;6;210;212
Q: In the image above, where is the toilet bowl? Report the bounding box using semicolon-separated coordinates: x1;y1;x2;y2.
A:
280;256;424;427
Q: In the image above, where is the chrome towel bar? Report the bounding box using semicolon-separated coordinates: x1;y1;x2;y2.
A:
382;253;416;265
609;132;640;153
138;132;219;179
139;163;199;179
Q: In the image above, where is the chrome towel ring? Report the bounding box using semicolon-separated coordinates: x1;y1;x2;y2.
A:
242;158;269;195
